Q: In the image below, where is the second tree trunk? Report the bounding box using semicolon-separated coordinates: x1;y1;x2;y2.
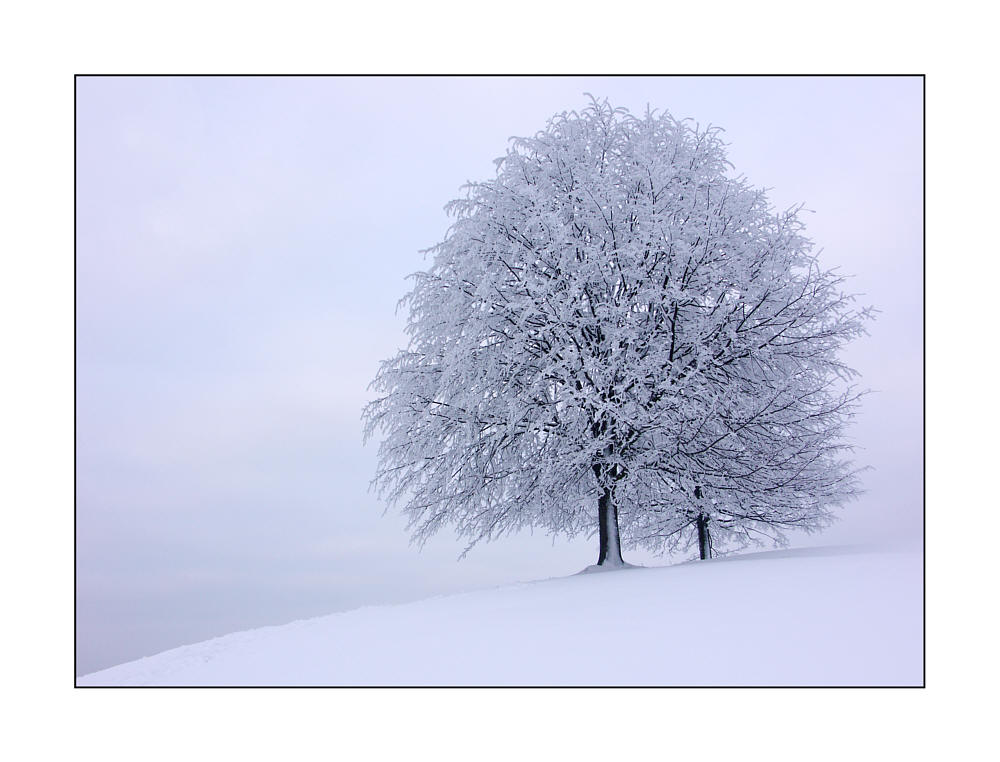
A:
697;513;712;560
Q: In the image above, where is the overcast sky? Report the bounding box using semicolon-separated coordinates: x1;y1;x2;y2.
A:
76;76;922;676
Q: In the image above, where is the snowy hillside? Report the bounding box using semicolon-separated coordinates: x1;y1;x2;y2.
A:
78;544;922;686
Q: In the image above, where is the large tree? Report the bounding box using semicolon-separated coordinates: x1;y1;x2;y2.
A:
363;98;871;566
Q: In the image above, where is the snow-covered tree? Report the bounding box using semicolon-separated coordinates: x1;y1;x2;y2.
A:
363;97;871;566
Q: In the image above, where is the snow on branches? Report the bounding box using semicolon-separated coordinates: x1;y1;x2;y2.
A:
363;97;872;564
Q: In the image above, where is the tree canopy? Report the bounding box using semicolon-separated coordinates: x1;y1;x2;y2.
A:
363;98;871;564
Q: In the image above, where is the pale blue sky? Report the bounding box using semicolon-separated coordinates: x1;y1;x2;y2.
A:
76;76;922;675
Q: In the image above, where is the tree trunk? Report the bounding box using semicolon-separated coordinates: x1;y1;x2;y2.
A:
597;485;625;566
696;513;712;560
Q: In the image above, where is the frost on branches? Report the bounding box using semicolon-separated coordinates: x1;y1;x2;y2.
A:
363;98;872;566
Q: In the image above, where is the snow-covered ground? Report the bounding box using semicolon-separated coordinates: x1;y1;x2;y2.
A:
78;543;922;686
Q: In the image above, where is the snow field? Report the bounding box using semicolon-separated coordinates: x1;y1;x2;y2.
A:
79;544;922;686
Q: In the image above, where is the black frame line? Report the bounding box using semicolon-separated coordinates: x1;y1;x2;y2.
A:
73;73;926;689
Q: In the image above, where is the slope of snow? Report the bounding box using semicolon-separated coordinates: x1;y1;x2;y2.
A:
78;544;922;686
